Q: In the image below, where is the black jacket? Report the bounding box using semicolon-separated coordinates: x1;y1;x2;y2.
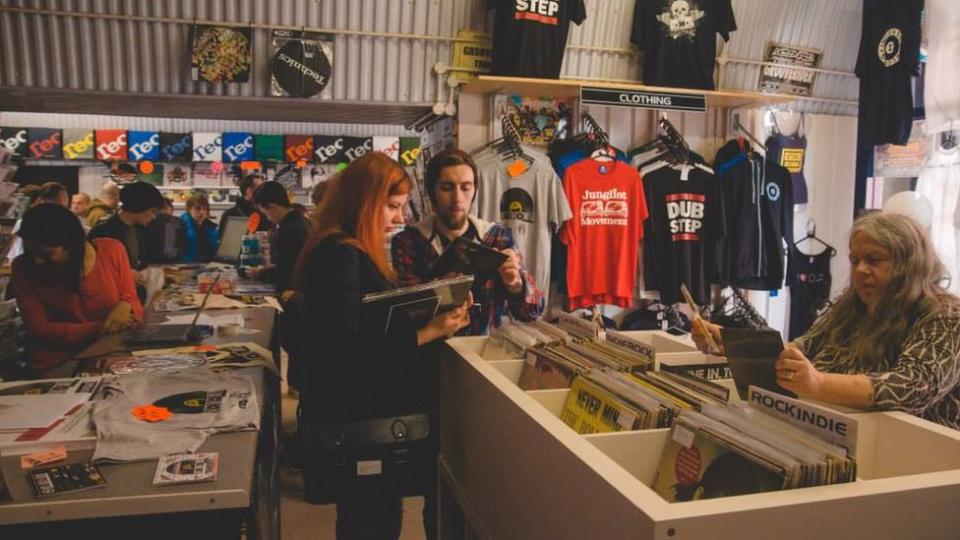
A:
258;211;310;294
88;214;149;270
715;141;794;290
298;236;426;422
218;198;271;238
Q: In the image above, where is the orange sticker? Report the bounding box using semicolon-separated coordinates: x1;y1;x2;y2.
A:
132;404;173;423
296;160;307;169
138;161;155;174
247;212;261;234
506;159;529;178
240;160;261;171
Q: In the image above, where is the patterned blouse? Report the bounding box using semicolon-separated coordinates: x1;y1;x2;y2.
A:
794;307;960;430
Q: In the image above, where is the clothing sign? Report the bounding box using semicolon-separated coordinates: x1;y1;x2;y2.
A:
222;132;255;162
27;128;62;159
580;87;706;112
190;25;252;83
160;132;193;162
0;127;29;157
192;132;222;162
127;131;161;161
757;42;823;97
270;30;334;98
62;129;95;160
284;135;314;163
95;130;128;160
254;134;284;162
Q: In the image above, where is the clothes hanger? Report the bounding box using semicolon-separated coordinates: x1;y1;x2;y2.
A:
793;218;837;257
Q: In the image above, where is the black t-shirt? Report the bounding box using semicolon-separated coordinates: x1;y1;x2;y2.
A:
855;0;922;146
489;0;587;79
630;0;736;90
642;165;724;305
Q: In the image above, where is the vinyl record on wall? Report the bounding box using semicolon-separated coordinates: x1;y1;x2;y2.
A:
270;30;333;98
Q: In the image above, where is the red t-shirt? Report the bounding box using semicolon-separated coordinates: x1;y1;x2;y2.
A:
560;159;648;309
12;237;144;376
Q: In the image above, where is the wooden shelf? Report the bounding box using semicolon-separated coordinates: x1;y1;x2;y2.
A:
461;75;796;110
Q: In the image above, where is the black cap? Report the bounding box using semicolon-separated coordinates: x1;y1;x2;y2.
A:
119;181;165;213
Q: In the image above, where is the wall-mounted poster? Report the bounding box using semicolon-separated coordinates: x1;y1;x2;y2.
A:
222;132;254;163
192;132;222;162
164;165;192;187
0;127;28;157
62;129;95;160
192;162;223;187
127;131;161;161
160;132;193;162
27;128;62;159
95;130;128;160
191;25;252;83
492;95;577;147
271;30;334;98
284;135;314;163
254;134;283;162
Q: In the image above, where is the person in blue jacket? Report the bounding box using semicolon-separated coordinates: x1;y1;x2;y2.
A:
180;193;219;263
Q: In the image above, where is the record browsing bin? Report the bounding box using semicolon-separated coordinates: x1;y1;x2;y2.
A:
439;334;960;539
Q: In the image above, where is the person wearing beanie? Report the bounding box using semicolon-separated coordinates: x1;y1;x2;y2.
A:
219;173;271;238
12;203;143;377
88;181;165;271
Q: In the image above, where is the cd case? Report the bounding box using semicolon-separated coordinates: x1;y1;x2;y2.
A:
28;461;107;498
153;453;219;486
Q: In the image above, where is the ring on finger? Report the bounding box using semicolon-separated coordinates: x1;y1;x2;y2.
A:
783;370;795;381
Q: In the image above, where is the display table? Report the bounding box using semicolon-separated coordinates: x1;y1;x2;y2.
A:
438;333;960;540
0;305;281;540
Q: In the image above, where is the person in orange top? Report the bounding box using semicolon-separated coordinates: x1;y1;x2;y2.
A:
12;203;143;377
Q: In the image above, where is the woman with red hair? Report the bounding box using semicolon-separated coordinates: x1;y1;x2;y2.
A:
295;152;468;539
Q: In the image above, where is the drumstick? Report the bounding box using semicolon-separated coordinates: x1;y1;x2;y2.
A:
680;284;719;353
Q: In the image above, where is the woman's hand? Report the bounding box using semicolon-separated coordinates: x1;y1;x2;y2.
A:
691;320;725;355
102;301;140;334
775;344;825;398
417;292;473;345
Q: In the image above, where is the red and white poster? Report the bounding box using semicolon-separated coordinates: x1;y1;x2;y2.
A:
95;129;128;160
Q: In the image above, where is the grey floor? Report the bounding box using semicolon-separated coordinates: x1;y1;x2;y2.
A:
279;362;427;540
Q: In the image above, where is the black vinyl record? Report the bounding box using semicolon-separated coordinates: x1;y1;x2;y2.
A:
272;38;332;98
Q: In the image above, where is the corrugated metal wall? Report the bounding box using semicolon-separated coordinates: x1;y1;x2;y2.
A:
0;0;861;115
0;111;416;136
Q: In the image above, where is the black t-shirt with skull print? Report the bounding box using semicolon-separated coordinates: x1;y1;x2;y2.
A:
630;0;736;90
854;0;922;146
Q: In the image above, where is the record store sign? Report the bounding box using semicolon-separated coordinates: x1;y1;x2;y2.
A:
758;42;823;97
580;87;706;113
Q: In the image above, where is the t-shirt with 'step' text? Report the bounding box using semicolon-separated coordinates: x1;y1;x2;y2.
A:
561;159;648;309
489;0;587;79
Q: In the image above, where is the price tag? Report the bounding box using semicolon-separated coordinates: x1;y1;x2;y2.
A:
132;404;173;423
506;159;529;178
617;411;636;430
20;446;67;469
672;424;695;448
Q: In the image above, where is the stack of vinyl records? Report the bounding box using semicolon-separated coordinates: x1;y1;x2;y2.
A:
517;338;657;391
559;369;730;434
653;398;857;502
481;319;570;360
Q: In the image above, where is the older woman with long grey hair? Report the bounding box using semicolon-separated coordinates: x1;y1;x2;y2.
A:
694;211;960;430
